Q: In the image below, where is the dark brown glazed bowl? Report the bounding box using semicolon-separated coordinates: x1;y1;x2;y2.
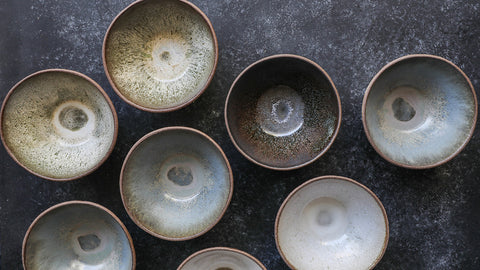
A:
225;54;341;170
177;247;267;270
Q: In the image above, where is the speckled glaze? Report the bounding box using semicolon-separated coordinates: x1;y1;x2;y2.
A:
362;55;477;169
103;0;218;112
178;247;266;270
275;176;388;270
120;127;233;240
0;69;117;181
225;54;341;170
22;201;135;270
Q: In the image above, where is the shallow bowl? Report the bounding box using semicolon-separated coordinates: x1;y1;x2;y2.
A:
177;247;266;270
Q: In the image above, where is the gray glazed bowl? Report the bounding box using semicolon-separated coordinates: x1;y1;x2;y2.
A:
362;54;477;169
120;127;233;240
178;247;267;270
23;201;135;270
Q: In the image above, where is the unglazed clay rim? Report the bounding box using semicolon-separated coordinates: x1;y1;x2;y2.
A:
120;126;234;241
362;54;478;169
274;175;389;270
102;0;219;113
224;54;342;171
22;200;136;270
177;247;267;270
0;69;119;181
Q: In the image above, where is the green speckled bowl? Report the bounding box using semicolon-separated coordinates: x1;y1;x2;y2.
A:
178;247;267;270
120;127;233;240
103;0;218;112
0;69;118;181
23;201;135;270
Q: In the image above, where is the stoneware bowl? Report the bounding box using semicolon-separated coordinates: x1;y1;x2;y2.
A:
120;127;233;240
177;247;266;270
0;69;118;181
362;54;477;169
225;54;341;170
103;0;218;112
23;201;135;270
275;176;388;270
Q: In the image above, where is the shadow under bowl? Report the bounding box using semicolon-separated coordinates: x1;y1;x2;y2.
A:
178;247;266;270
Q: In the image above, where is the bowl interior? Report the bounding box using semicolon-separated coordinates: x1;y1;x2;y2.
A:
179;248;264;270
364;56;476;167
226;56;340;169
121;128;231;240
104;0;216;110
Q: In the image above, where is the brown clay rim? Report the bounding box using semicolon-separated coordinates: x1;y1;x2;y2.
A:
177;246;267;270
22;200;136;270
224;54;342;171
119;126;234;241
0;69;119;181
274;175;389;270
102;0;219;113
362;54;478;169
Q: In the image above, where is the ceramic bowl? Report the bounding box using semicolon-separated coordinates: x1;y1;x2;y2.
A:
120;127;233;240
0;69;118;181
363;54;477;169
275;176;388;270
23;201;135;270
178;247;266;270
103;0;218;112
225;54;341;170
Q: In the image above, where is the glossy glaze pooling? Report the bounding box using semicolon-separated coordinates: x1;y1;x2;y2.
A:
179;248;265;270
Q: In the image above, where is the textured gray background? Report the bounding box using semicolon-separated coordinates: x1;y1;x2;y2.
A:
1;0;480;269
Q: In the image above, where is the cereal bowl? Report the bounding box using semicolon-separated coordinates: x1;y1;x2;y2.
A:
177;247;266;270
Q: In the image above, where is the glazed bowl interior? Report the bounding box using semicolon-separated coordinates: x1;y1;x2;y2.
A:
178;247;266;270
1;70;117;180
104;0;217;111
23;201;134;270
225;55;341;170
121;127;232;240
363;55;477;168
276;176;388;270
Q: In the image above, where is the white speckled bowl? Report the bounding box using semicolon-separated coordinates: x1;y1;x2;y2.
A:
275;176;389;270
23;201;135;270
178;247;266;270
0;69;118;181
103;0;218;112
120;127;233;240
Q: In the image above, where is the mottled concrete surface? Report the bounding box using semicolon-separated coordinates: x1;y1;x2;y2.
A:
1;0;479;269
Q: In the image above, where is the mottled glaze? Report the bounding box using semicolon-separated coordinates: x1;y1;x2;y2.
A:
225;54;341;170
0;69;117;180
178;247;266;270
120;127;233;240
103;0;218;112
363;55;477;169
275;176;388;270
23;201;135;270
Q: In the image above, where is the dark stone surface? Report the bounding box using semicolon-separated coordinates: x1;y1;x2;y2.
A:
1;0;479;269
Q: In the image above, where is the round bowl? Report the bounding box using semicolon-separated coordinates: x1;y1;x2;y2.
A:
0;69;118;181
120;127;233;240
103;0;218;112
23;201;135;270
362;54;477;169
225;54;341;170
275;176;388;270
178;247;266;270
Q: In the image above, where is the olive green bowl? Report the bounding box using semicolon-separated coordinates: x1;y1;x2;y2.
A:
178;247;266;270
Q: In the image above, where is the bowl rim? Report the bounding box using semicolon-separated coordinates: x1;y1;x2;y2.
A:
274;175;389;270
224;54;342;171
176;246;267;270
22;200;136;270
119;126;234;241
102;0;219;113
361;54;478;169
0;68;119;181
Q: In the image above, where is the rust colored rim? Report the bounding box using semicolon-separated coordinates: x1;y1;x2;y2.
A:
274;175;389;270
119;126;234;241
362;54;478;169
102;0;219;113
0;69;119;181
177;247;267;270
22;200;136;270
224;54;342;171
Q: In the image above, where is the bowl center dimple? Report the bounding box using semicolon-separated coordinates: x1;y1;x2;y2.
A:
272;100;293;123
302;197;348;242
145;35;190;82
77;234;101;252
167;166;193;186
392;97;416;122
59;106;89;131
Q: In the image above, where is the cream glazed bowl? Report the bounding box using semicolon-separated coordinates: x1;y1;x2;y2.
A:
275;176;389;270
177;247;266;270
